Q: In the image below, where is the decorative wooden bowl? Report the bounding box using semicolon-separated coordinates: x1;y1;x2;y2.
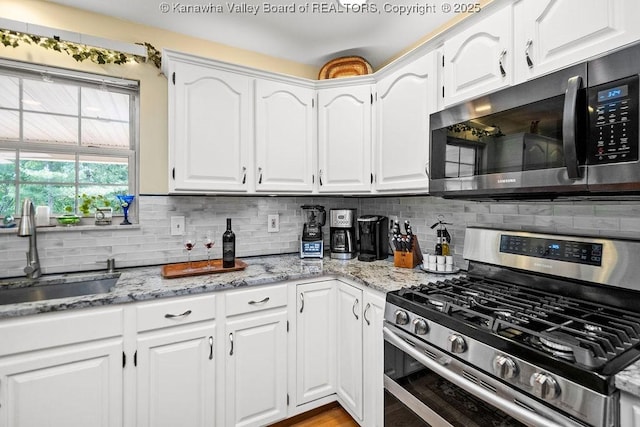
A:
318;56;373;79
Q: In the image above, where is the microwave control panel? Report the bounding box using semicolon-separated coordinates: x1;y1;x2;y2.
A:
588;75;639;164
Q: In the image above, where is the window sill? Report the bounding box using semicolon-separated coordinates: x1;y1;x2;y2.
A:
0;223;140;234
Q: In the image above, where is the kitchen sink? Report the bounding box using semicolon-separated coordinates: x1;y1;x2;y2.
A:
0;274;120;305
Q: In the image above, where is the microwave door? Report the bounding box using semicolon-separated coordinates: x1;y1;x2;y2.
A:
429;64;589;198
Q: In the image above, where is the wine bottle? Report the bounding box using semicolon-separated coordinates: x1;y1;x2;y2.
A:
222;218;235;268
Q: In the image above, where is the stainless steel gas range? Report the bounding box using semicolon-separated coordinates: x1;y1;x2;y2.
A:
383;227;640;427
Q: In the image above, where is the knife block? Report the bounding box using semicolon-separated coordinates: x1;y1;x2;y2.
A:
393;236;423;268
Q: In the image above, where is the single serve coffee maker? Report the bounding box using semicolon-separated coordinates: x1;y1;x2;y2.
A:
329;209;357;260
357;215;389;262
300;205;326;259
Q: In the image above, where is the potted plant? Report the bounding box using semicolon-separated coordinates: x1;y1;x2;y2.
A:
78;194;113;225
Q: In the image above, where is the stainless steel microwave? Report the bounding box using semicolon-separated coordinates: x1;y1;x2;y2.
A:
429;43;640;199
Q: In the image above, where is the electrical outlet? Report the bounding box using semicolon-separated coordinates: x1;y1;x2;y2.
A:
170;216;185;236
268;214;279;233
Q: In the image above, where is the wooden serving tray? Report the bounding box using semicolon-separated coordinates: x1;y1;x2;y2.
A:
161;259;247;278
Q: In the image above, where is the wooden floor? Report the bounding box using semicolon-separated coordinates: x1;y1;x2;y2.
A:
268;403;359;427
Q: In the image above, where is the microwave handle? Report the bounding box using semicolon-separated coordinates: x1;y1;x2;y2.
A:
562;75;583;180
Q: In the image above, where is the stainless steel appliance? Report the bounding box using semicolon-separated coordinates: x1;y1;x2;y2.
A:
429;42;640;199
384;227;640;427
299;205;326;259
357;215;388;262
329;209;357;260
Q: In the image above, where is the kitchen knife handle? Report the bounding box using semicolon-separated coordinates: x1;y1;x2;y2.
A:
364;303;371;326
164;309;192;319
525;39;534;68
352;298;359;320
229;333;234;356
562;75;583;180
258;167;263;184
498;49;507;77
299;293;304;313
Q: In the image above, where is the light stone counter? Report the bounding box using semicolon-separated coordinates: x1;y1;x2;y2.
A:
0;253;456;319
616;361;640;397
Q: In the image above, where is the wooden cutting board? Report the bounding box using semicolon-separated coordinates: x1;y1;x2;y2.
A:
161;259;247;278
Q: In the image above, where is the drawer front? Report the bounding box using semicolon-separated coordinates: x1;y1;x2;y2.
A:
0;307;124;356
225;284;287;316
137;293;216;332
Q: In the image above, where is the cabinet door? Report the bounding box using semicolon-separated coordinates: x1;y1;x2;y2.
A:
443;5;513;106
225;310;288;427
295;281;337;405
375;52;437;192
255;80;315;192
515;0;640;81
362;289;385;427
336;281;363;421
0;339;123;427
170;61;250;192
318;84;372;193
136;323;215;427
620;392;640;427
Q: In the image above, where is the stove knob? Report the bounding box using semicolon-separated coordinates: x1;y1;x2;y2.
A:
530;372;560;400
413;318;429;335
394;310;409;326
493;355;518;380
447;334;467;354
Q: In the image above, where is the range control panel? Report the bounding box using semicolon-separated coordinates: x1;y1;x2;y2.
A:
588;75;639;165
500;234;603;266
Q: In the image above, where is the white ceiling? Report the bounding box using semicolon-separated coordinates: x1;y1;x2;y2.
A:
44;0;457;70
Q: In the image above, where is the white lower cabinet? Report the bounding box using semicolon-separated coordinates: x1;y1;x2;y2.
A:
294;280;337;406
620;391;640;427
362;289;385;427
135;324;216;427
0;308;124;427
134;293;217;427
224;284;288;427
336;281;364;421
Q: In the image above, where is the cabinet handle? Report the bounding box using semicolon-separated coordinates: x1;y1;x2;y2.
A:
164;309;192;319
209;336;214;360
241;166;247;184
352;298;359;320
248;296;270;305
425;162;430;179
498;49;507;78
229;333;234;356
258;167;263;184
318;169;323;186
364;303;371;326
525;39;534;68
299;293;304;313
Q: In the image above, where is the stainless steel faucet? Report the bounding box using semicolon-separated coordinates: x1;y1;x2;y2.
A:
18;199;41;279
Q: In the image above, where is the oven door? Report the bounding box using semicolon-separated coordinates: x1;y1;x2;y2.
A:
383;324;585;427
429;63;588;199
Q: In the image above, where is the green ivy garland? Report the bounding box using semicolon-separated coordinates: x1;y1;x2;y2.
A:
0;29;162;69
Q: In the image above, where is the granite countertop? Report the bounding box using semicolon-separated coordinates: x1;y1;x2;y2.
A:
3;252;640;398
0;253;454;319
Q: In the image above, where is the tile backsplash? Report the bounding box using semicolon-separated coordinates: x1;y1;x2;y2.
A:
1;194;639;279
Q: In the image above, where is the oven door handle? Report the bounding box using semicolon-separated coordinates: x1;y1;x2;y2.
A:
383;326;567;427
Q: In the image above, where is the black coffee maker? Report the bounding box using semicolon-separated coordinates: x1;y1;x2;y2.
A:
357;215;389;262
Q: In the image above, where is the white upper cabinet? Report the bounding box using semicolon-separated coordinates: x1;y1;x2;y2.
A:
317;84;372;193
168;58;251;193
375;52;437;192
514;0;640;81
255;79;315;192
443;4;513;107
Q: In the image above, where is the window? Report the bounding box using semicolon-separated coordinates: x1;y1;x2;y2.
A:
0;60;139;217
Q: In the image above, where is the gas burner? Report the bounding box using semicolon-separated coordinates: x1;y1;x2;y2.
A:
584;324;603;336
538;331;581;353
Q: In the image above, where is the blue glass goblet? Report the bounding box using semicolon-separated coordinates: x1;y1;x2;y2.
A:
117;195;135;225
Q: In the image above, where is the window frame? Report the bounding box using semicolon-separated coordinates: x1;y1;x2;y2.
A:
0;58;140;219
